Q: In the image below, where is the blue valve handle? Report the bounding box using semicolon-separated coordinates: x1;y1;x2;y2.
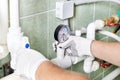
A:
25;43;30;48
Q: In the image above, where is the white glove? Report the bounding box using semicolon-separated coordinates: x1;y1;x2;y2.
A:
58;36;93;57
14;48;48;80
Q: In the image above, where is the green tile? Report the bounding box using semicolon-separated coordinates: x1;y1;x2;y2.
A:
94;2;111;19
20;0;48;17
20;13;48;57
47;11;63;59
49;0;56;10
109;2;120;15
70;4;94;31
90;67;104;79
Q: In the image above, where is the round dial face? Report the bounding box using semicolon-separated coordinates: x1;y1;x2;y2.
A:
54;24;70;43
58;26;70;43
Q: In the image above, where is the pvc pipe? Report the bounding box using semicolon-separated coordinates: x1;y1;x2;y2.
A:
83;56;95;73
10;0;19;28
87;20;104;40
98;30;120;41
0;0;8;44
75;0;120;6
87;23;95;40
102;68;120;80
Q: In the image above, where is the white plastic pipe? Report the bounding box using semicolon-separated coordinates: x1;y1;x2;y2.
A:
102;68;120;80
86;20;104;40
10;0;19;28
0;0;8;44
98;30;120;41
87;23;96;40
75;0;120;5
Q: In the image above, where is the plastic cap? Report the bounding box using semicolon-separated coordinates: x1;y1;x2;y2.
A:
25;43;30;48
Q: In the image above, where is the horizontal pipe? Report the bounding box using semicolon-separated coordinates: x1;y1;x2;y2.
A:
75;0;120;5
98;30;120;41
102;68;120;80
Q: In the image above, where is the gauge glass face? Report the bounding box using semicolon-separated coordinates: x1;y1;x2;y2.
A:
58;27;70;43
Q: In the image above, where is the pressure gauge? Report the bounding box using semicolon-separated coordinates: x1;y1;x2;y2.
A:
54;24;70;43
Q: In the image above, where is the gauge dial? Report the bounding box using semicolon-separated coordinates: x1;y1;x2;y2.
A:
54;24;70;43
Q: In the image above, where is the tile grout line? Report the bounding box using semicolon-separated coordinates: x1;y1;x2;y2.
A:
93;65;114;80
47;0;50;58
20;9;55;20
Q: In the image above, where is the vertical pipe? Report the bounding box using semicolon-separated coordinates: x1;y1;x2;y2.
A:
10;0;19;28
0;0;8;44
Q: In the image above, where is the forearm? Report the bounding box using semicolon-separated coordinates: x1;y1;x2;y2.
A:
91;40;120;67
35;61;90;80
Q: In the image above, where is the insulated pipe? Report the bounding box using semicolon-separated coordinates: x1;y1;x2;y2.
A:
102;68;120;80
75;0;120;6
0;0;8;44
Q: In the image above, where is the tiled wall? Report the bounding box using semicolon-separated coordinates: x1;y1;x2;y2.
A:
19;0;120;80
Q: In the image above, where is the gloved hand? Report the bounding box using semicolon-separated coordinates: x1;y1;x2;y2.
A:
58;36;93;57
14;48;48;80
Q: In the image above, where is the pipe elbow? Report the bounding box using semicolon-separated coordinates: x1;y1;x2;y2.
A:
94;20;104;30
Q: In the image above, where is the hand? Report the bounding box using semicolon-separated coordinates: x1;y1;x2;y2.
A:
14;49;48;80
58;36;93;57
